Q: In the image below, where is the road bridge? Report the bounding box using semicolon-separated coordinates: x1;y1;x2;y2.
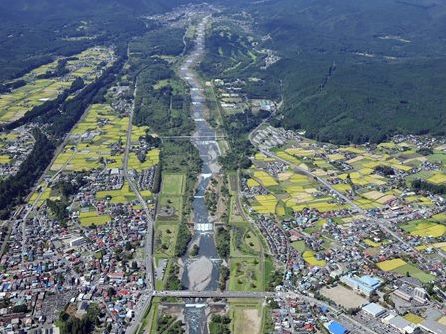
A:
160;135;227;140
154;290;274;299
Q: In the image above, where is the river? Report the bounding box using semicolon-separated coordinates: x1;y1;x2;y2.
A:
178;16;222;334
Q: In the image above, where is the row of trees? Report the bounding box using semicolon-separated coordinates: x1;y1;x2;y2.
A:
0;128;55;218
412;179;446;195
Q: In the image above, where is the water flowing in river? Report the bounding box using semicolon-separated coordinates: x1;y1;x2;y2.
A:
178;16;222;334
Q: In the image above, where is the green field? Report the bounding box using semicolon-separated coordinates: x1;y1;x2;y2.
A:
291;240;307;253
377;258;435;283
161;174;185;194
154;223;179;257
392;263;435;283
229;257;263;291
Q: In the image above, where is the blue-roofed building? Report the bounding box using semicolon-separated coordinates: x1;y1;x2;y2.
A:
324;321;349;334
320;305;329;314
340;274;383;296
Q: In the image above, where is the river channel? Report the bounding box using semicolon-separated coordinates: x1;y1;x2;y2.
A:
178;16;222;334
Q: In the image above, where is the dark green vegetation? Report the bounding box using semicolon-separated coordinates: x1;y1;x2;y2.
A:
47;174;87;222
58;303;100;334
0;0;192;81
209;314;231;334
374;165;395;176
219;265;230;290
215;227;230;259
0;129;54;218
210;0;446;144
165;262;183;290
412;179;446;195
190;244;199;256
200;16;280;100
131;26;194;136
219;110;270;170
174;221;192;257
157;315;185;334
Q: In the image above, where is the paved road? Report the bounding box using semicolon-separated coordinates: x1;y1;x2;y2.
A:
161;135;226;140
153;289;377;333
124;79;155;334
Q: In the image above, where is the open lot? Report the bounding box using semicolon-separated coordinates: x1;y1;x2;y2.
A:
154;223;179;257
321;285;368;309
230;300;263;334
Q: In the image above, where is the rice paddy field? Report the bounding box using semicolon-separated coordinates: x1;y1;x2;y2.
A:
28;183;60;207
79;210;112;227
0;47;114;124
247;161;345;215
269;136;446;210
50;104;159;172
376;258;435;283
96;182;152;204
302;250;326;267
401;214;446;238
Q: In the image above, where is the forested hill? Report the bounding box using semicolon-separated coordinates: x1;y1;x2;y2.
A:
224;0;446;144
0;0;191;81
0;0;189;17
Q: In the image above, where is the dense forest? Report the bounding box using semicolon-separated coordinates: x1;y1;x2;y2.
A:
0;0;192;82
215;0;446;144
219;110;270;170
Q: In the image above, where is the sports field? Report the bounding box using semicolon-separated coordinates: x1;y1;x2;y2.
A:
161;174;185;195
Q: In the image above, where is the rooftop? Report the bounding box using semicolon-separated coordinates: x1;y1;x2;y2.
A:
362;303;386;317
